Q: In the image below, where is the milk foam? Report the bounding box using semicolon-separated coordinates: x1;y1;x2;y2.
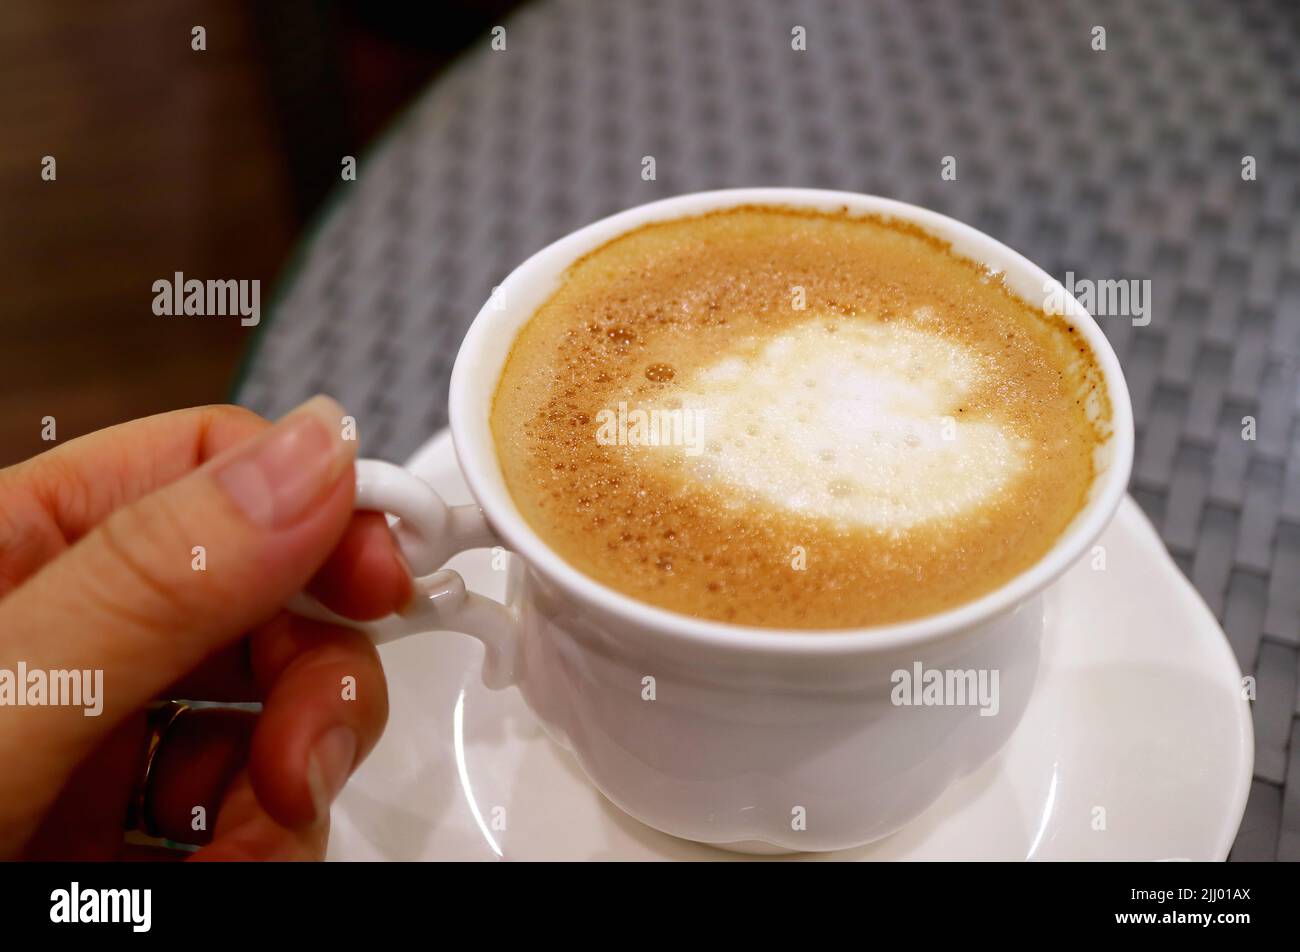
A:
652;314;1026;530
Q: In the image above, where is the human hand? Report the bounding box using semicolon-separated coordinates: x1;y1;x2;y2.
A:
0;397;409;860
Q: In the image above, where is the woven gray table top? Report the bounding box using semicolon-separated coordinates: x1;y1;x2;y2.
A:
236;0;1300;860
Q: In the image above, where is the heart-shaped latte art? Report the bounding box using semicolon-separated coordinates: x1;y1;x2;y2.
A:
647;314;1027;531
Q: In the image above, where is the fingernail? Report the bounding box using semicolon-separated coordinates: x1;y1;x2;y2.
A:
306;725;357;824
215;396;354;529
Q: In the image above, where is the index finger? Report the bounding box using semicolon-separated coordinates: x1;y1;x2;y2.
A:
0;404;411;618
13;404;271;542
0;405;268;597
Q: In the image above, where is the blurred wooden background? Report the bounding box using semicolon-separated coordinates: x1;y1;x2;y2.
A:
0;0;517;467
0;1;295;467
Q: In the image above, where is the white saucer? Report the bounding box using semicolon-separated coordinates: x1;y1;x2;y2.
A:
326;430;1253;861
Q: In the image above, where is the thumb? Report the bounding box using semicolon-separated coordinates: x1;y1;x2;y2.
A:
0;395;359;749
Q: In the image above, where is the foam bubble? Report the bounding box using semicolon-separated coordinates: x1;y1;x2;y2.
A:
647;316;1024;529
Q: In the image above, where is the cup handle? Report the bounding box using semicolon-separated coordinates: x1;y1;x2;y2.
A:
287;459;524;689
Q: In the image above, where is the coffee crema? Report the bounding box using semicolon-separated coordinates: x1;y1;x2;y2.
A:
490;206;1111;629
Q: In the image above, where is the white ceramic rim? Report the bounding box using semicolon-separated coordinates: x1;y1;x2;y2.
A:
449;188;1136;656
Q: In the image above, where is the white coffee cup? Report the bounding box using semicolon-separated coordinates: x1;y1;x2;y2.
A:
295;189;1135;853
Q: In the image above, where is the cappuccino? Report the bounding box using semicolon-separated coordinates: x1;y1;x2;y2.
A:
491;206;1110;629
